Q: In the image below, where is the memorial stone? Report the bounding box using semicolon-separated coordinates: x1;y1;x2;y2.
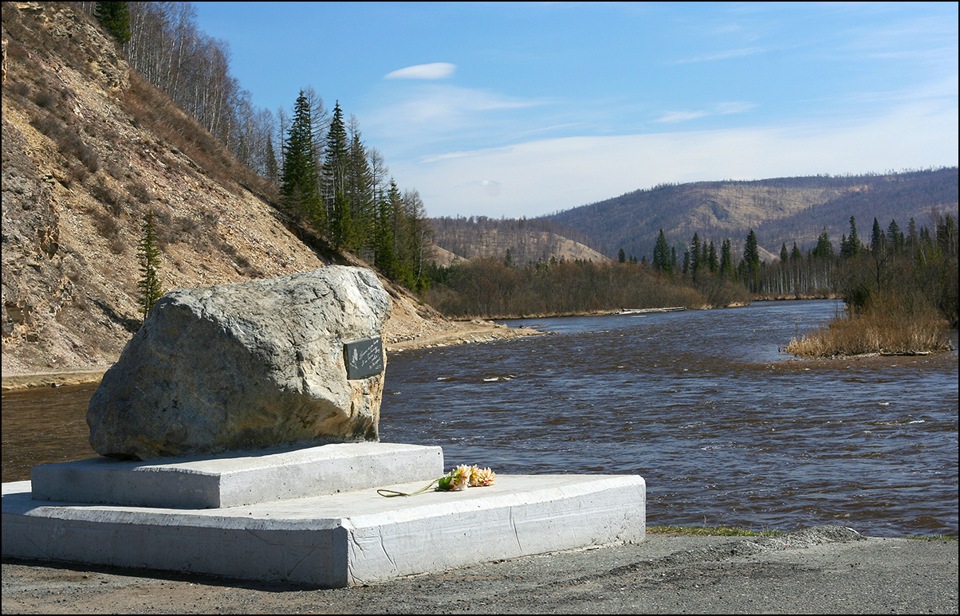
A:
86;266;391;460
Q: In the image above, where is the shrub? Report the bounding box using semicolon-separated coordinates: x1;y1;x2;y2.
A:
785;291;953;357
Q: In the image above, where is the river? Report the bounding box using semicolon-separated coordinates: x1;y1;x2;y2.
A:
3;300;957;537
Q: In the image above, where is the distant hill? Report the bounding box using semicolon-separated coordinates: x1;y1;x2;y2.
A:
541;169;958;263
428;216;608;266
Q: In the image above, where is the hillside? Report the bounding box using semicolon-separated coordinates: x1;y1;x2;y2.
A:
542;170;959;263
1;2;527;378
428;216;608;266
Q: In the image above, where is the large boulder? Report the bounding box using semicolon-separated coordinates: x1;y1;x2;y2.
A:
87;266;391;460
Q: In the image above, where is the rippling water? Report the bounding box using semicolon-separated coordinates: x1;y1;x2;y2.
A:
3;300;957;537
379;300;958;537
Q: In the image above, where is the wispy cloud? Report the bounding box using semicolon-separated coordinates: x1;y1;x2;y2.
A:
364;85;551;152
384;62;457;80
673;46;766;64
656;102;756;124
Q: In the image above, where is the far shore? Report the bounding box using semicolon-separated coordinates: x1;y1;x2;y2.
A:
1;319;541;392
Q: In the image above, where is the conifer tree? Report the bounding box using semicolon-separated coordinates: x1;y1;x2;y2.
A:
280;91;321;222
887;219;904;254
652;229;671;273
719;238;734;279
689;232;702;278
346;126;375;254
870;217;886;256
374;180;404;281
841;216;862;259
95;2;131;45
812;229;835;259
137;209;163;322
739;229;761;291
707;241;719;273
402;189;432;294
321;101;351;248
790;242;803;262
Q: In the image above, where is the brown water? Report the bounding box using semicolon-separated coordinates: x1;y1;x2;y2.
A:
3;300;957;537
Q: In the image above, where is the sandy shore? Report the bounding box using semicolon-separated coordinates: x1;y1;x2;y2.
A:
2;526;957;614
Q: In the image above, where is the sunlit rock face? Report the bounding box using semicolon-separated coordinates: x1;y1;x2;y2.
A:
87;266;391;460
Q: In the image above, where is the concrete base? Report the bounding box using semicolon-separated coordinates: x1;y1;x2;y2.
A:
3;444;646;588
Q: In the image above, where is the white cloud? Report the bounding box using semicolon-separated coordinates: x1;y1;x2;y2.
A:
656;110;709;124
673;47;767;64
656;102;757;124
363;85;551;153
384;62;457;80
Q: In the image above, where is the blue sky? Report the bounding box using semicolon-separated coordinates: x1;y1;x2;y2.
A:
192;2;958;219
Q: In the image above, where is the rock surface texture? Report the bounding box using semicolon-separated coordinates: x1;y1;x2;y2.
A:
86;267;391;460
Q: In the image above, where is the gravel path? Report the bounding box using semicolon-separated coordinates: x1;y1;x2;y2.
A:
3;526;957;614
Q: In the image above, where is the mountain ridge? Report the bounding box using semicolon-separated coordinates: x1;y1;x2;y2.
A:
541;169;958;263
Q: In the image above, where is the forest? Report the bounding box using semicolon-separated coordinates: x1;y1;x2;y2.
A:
426;213;958;339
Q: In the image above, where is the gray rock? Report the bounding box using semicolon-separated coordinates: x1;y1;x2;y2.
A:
87;266;391;460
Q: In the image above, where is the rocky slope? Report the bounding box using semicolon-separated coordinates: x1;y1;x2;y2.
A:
429;217;609;266
1;2;531;378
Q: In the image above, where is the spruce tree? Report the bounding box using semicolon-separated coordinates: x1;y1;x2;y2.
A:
347;128;375;254
95;2;131;45
812;229;835;259
739;229;761;291
652;229;671;273
870;217;886;256
707;241;718;273
841;216;861;259
280;91;321;223
689;232;702;277
402;189;431;294
887;219;904;254
790;242;803;261
137;210;163;322
321;102;351;248
719;238;734;279
374;180;403;281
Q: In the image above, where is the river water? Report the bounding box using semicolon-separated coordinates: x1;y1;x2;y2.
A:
2;300;957;537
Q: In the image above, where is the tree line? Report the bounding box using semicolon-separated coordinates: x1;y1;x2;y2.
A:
78;1;431;292
648;213;958;327
425;213;957;328
279;92;431;292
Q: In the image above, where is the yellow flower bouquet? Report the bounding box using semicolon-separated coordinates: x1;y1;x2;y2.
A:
378;464;497;497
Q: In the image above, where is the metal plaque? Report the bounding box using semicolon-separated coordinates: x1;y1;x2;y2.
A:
344;337;384;380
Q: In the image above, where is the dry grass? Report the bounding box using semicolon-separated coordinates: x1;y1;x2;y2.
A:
786;293;953;357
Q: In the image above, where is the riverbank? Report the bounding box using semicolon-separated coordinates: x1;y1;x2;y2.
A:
0;319;541;391
2;526;956;614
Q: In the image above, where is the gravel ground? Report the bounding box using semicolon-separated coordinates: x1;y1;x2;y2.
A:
3;526;957;614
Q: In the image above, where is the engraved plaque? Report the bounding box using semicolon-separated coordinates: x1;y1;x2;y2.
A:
344;337;384;380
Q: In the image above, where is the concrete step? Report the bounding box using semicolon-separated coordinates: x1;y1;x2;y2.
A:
29;442;444;508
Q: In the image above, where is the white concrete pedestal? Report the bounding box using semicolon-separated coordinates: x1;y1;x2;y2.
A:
2;443;646;587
